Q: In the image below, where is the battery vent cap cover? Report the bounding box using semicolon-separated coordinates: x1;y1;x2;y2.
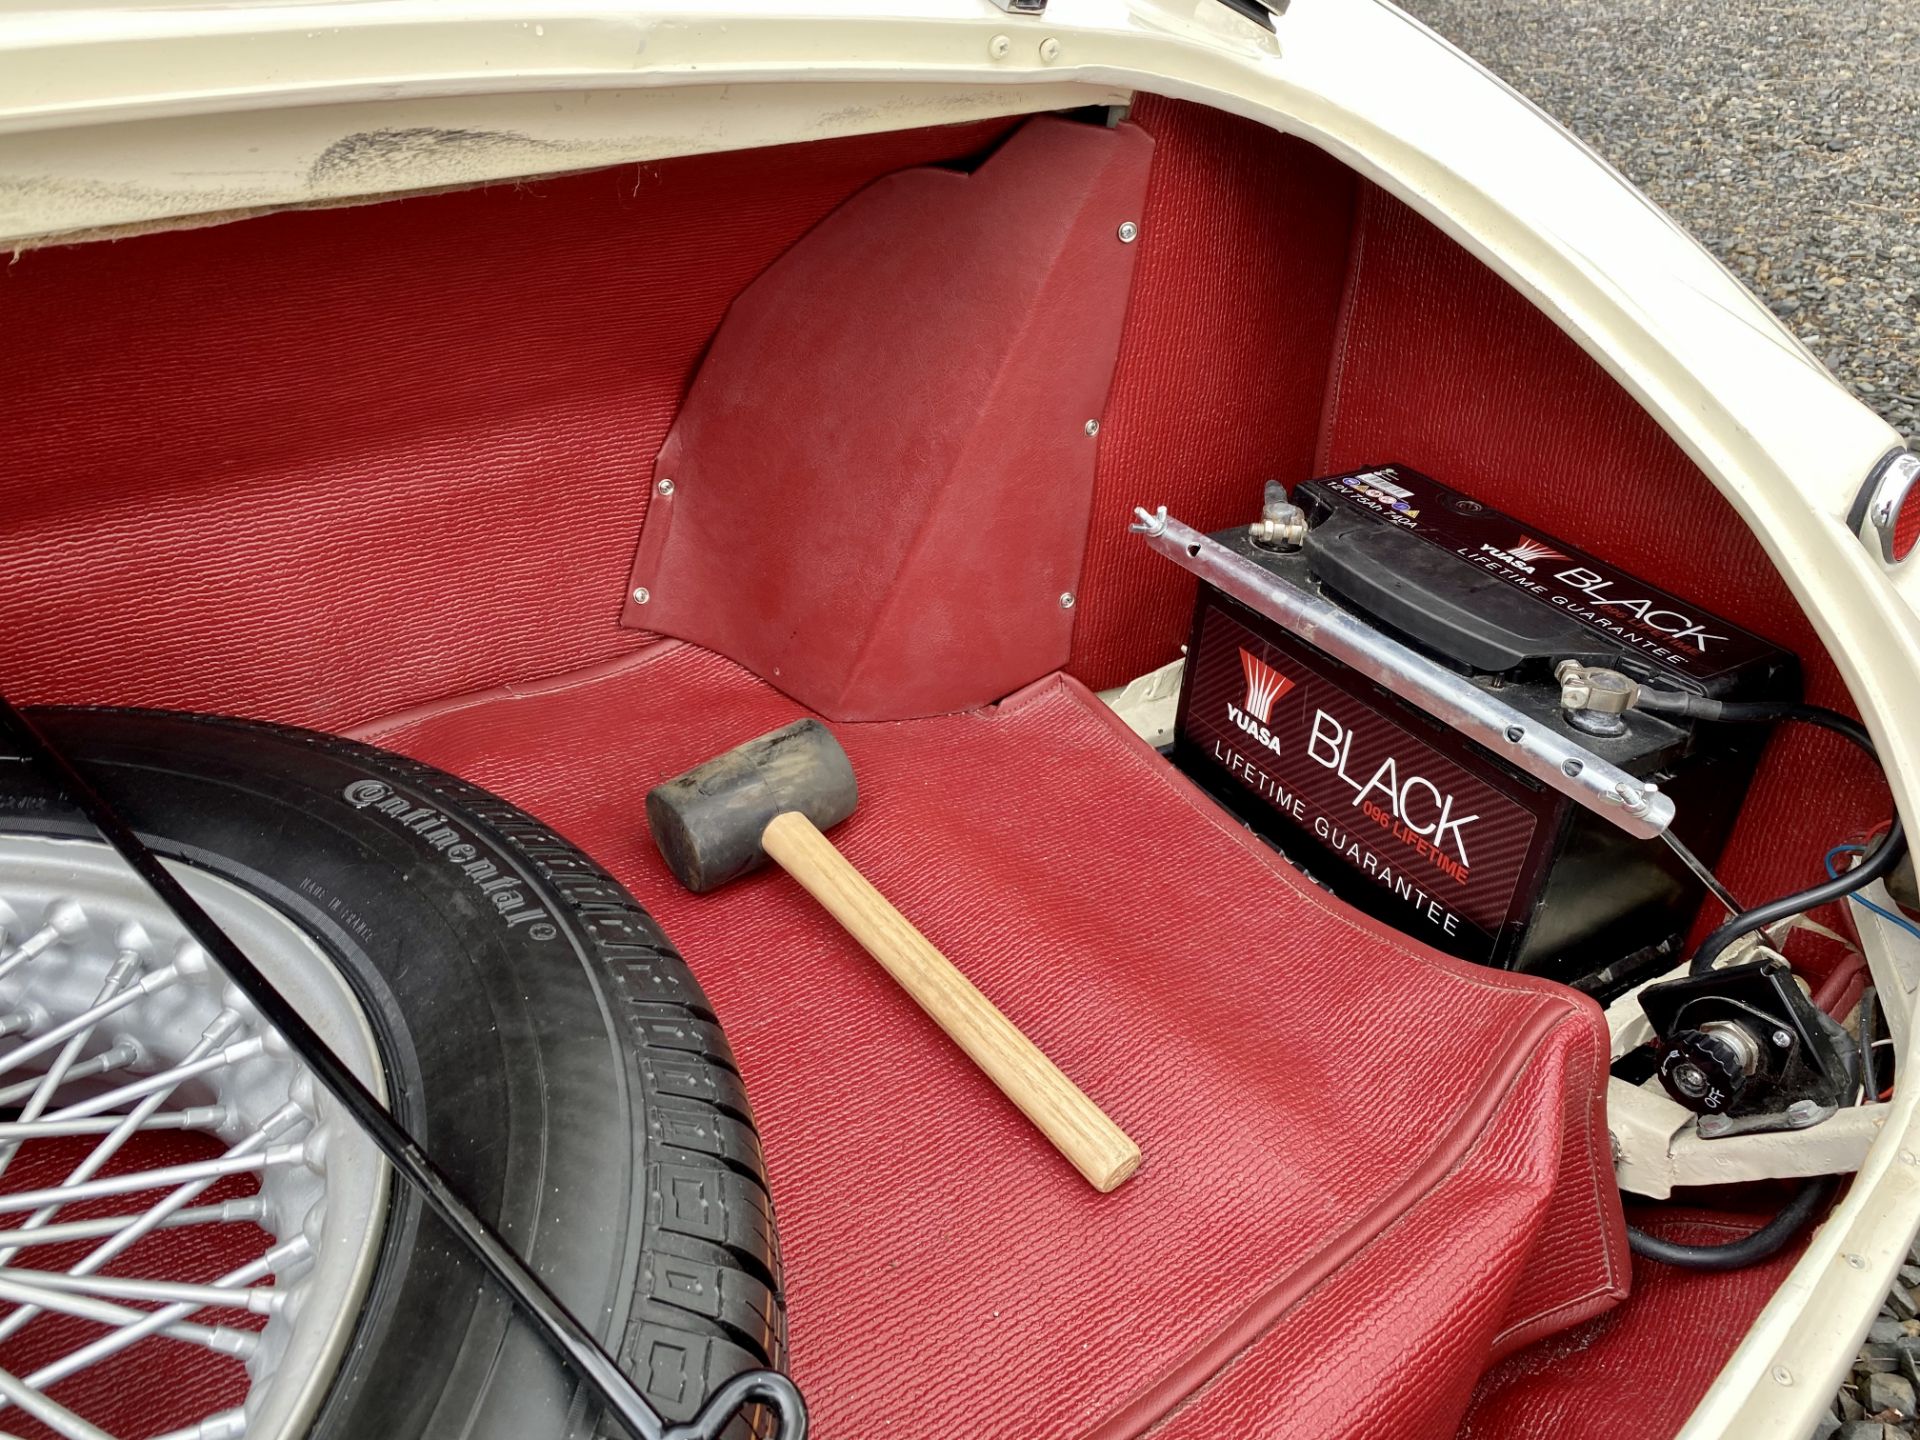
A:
1303;509;1605;675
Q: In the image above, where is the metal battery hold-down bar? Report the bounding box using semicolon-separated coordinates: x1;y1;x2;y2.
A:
0;696;808;1440
1131;507;1678;841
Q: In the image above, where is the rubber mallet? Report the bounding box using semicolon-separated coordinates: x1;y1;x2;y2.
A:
645;718;1141;1192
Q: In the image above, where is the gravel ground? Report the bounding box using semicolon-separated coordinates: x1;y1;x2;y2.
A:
1400;5;1918;1433
1402;0;1920;444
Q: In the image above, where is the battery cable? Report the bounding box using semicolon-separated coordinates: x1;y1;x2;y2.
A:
1621;695;1908;977
1621;695;1904;1269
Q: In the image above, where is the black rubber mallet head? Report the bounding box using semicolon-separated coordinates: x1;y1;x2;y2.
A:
643;718;1142;1192
645;718;857;894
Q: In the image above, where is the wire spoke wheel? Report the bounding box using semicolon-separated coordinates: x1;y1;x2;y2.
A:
0;835;386;1440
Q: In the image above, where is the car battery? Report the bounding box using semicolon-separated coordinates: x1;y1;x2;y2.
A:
1159;464;1799;995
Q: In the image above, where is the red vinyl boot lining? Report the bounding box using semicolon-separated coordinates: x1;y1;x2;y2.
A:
1459;1207;1808;1440
626;117;1154;719
355;643;1623;1440
0;117;1017;734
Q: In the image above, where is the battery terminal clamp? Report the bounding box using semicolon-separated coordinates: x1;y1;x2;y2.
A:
1555;661;1641;738
1247;480;1308;552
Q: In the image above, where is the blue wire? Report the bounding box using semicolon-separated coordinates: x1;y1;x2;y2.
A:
1826;842;1920;944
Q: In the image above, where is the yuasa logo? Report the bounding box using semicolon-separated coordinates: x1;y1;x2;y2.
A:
1226;648;1293;756
1478;535;1566;575
1552;566;1728;652
1238;648;1292;723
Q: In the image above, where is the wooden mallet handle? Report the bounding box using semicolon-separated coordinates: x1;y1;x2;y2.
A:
761;810;1141;1192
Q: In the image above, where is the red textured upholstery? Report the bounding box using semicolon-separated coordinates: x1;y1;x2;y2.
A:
0;118;1015;733
1460;1207;1808;1440
628;119;1153;719
1065;97;1358;692
1316;185;1890;951
357;643;1625;1439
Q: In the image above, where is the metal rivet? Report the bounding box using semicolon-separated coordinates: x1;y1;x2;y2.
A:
631;587;651;605
1059;592;1076;610
1117;221;1139;244
988;33;1010;59
656;478;675;496
1085;419;1100;437
1771;1365;1793;1386
1846;1253;1867;1270
1039;37;1060;63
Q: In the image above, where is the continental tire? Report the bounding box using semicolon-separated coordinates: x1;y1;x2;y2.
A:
0;707;782;1440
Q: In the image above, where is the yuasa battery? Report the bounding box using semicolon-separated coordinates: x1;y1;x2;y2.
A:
1170;464;1798;994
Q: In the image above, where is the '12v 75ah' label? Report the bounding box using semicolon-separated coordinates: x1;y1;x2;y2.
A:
1178;601;1545;962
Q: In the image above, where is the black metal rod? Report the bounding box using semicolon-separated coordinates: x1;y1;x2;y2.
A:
0;696;806;1440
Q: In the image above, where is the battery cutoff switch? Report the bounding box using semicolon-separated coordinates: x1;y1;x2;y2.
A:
1639;958;1857;1135
1248;481;1308;551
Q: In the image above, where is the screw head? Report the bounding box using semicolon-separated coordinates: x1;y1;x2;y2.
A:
1117;221;1139;244
1084;419;1100;437
1038;37;1060;63
1771;1028;1793;1048
1846;1253;1867;1270
1771;1365;1793;1386
1059;592;1076;610
631;587;651;605
656;478;675;496
988;32;1010;58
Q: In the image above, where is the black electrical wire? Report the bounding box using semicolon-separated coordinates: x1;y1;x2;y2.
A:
1628;693;1908;975
1621;695;1898;1269
1626;1176;1837;1272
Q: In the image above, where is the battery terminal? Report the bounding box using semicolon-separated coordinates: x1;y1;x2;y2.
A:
1248;480;1309;551
1556;660;1641;737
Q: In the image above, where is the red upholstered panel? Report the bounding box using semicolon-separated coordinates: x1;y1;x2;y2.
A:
1065;96;1359;692
1459;1207;1808;1440
1316;185;1891;950
357;643;1624;1440
0;119;1015;732
628;119;1153;719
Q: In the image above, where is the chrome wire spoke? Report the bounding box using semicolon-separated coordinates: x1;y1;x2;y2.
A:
146;1410;246;1440
0;1268;283;1317
0;965;182;1078
0;1107;230;1143
0;839;388;1440
6;1240;310;1410
0;1197;262;1250
0;1275;261;1358
46;1034;263;1122
0;1011;253;1272
0;1363;111;1440
0;1041;139;1107
0;950;142;1186
0;1105;308;1349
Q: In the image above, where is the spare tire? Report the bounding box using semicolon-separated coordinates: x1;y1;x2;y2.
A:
0;707;782;1440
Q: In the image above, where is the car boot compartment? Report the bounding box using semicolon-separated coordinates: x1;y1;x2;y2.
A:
0;92;1894;1440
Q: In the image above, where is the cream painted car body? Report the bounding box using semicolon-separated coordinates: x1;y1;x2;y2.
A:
1;1;1913;1435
